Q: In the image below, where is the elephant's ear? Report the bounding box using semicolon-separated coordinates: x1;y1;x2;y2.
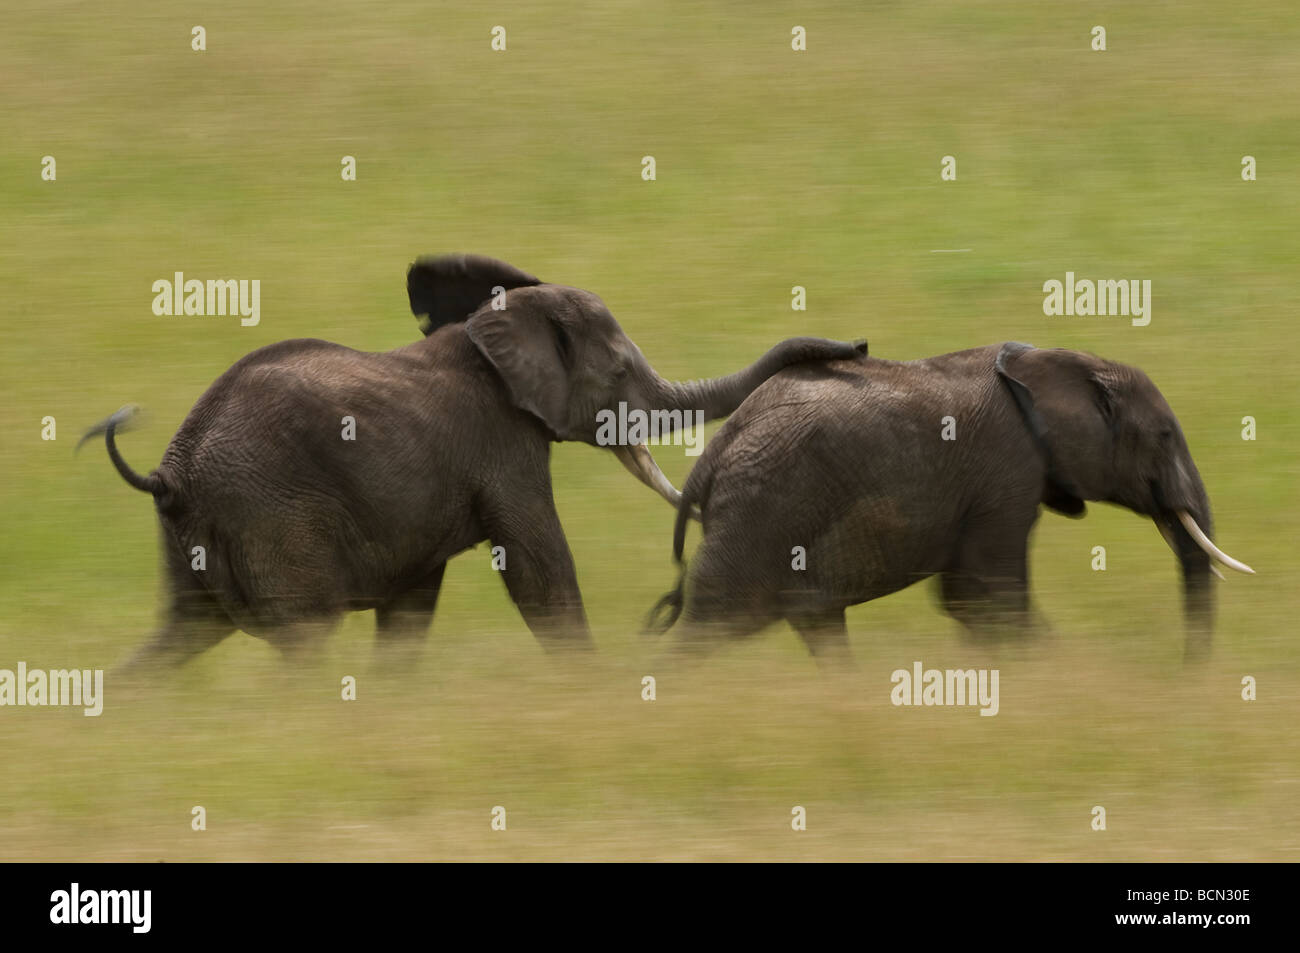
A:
466;288;574;439
995;342;1118;518
406;254;542;336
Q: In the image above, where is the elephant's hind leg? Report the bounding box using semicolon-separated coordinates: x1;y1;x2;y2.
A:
656;535;780;662
656;602;785;671
262;617;340;665
117;612;235;676
116;542;236;675
789;608;854;669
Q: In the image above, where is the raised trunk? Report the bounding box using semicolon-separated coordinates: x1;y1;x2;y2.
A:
649;337;864;426
615;337;862;516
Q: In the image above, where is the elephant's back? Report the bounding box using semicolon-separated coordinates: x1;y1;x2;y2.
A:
159;334;488;473
686;361;872;519
690;354;958;529
719;356;913;452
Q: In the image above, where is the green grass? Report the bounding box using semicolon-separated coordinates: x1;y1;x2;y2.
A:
1;0;1297;860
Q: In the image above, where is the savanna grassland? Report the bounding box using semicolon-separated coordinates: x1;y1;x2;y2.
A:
0;1;1297;860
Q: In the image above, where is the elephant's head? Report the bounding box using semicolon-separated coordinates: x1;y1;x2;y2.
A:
407;254;865;510
995;342;1253;657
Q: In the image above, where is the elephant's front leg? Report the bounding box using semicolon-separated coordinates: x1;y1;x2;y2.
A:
483;491;593;651
939;515;1043;641
374;564;446;671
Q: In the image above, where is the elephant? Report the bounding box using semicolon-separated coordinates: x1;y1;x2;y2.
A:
81;254;865;670
648;342;1254;664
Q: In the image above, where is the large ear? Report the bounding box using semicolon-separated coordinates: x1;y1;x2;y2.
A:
465;287;574;439
406;254;542;335
995;342;1117;518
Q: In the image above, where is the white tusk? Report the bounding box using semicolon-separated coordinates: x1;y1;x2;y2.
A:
613;442;681;506
1155;519;1223;578
612;443;703;522
1177;511;1255;575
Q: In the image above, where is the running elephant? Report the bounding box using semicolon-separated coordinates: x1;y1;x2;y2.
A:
82;254;865;669
649;342;1253;663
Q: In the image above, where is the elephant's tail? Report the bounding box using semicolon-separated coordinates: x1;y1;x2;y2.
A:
645;571;685;636
76;405;166;497
644;460;711;637
671;480;696;569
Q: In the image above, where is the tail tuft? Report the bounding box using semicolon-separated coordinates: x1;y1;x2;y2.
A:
644;581;684;637
76;404;142;453
78;405;163;495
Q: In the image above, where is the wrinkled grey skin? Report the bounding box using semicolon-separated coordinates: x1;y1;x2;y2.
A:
83;255;864;670
651;342;1247;664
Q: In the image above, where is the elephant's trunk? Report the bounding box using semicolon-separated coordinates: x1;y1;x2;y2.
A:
1173;512;1215;663
1152;480;1252;661
617;337;862;517
650;337;865;426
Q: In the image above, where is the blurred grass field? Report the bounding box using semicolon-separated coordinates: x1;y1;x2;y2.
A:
1;1;1298;860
